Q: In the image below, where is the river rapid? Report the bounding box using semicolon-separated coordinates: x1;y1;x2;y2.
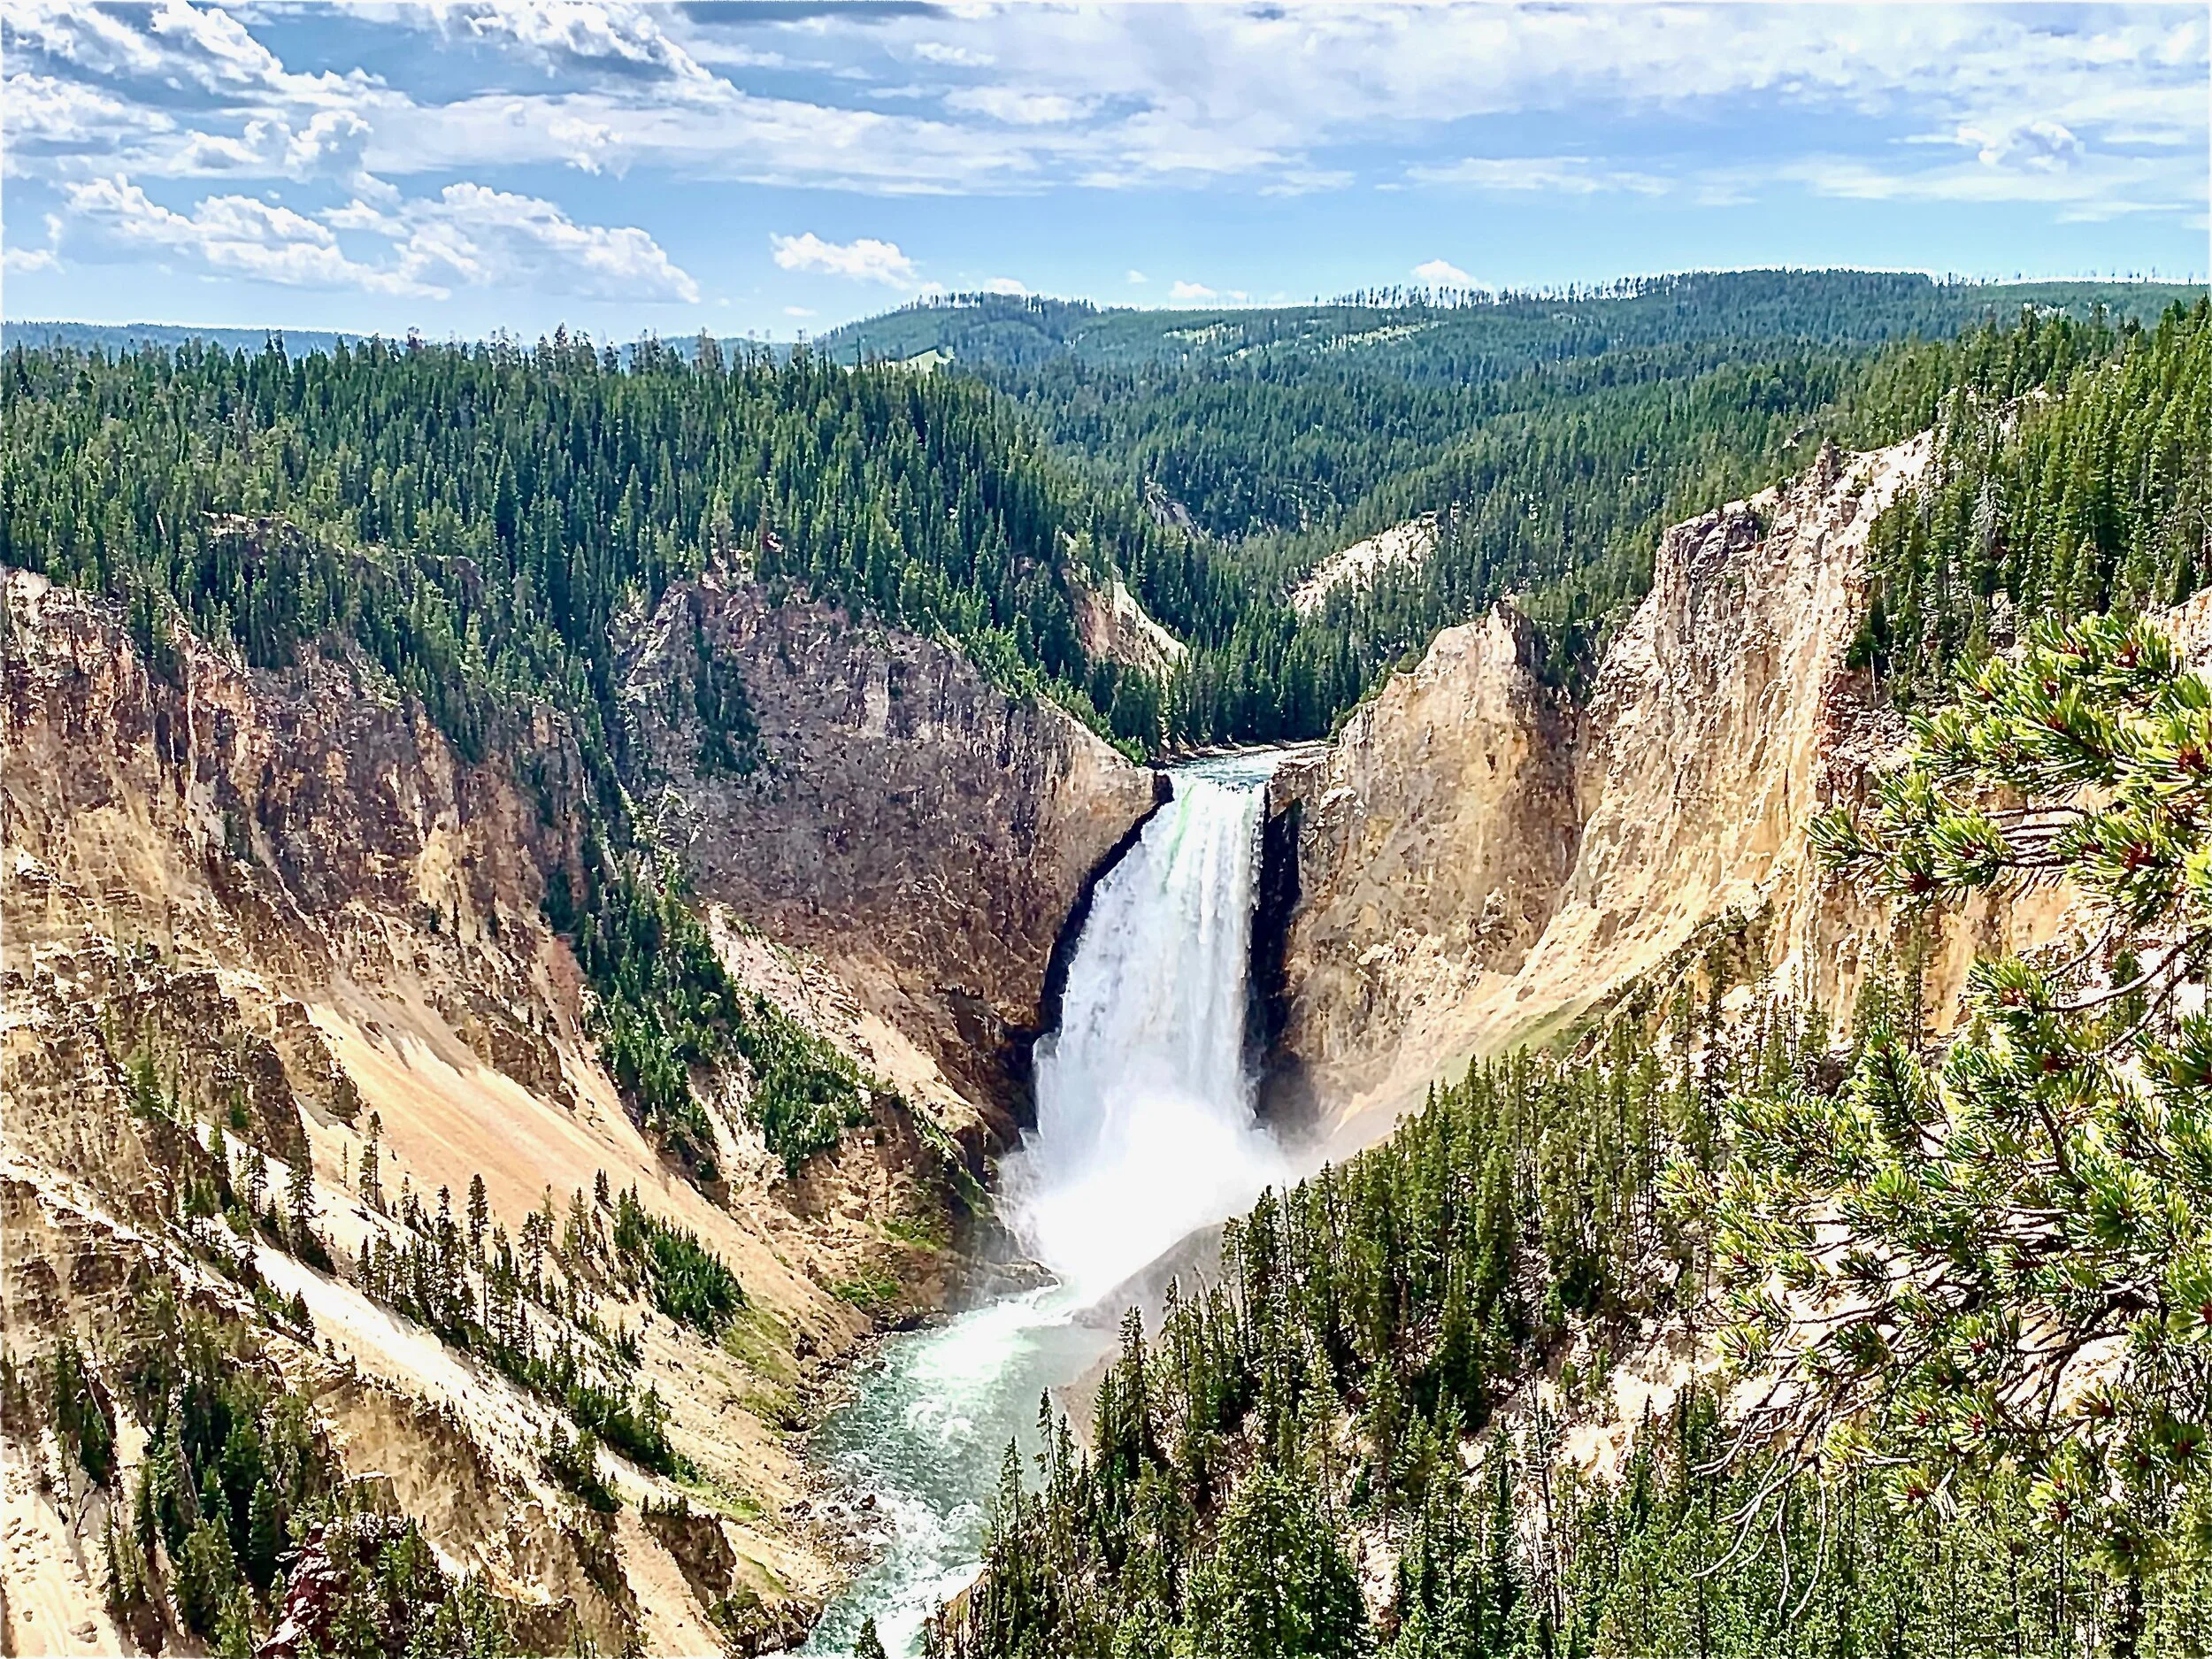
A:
801;753;1291;1656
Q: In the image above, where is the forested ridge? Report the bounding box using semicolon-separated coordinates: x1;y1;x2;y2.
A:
1849;301;2212;702
0;328;1178;1176
1133;296;2212;732
815;272;2194;381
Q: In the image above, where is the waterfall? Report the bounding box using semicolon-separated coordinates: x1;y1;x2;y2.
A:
1002;751;1291;1301
803;753;1291;1657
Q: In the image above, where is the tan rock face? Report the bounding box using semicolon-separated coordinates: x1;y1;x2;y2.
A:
1271;435;1943;1141
1069;565;1189;680
1268;605;1580;1108
622;575;1162;1130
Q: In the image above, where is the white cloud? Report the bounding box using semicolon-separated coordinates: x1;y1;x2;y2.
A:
426;2;715;86
1168;280;1217;303
1125;269;1147;284
410;182;700;301
912;42;993;68
174;107;386;194
1410;157;1671;196
981;275;1026;296
1412;257;1474;288
65;173;429;293
945;87;1088;127
3;71;173;159
1960;118;2085;173
6;209;68;273
1772;150;2195;220
783;304;816;317
769;231;918;286
60;171;700;301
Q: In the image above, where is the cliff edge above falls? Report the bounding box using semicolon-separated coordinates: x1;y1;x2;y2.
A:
1271;434;1956;1141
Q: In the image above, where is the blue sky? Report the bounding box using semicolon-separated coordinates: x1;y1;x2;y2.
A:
4;2;2208;342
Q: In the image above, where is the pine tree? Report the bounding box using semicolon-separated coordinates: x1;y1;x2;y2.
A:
467;1171;488;1265
283;1149;322;1265
1712;609;2212;1645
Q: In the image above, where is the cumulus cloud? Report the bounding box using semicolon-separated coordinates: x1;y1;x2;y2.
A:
64;173;427;293
1125;269;1146;284
4;214;65;274
981;275;1026;295
60;171;700;302
1412;257;1474;287
3;71;173;160
175;108;387;195
769;231;918;286
411;182;700;301
1961;118;2085;173
426;2;715;86
1167;280;1216;302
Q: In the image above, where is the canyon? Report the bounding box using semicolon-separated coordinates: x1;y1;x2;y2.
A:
0;430;2104;1654
1265;432;2078;1146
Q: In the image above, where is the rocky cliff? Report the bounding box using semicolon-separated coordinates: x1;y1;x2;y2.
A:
0;563;1155;1654
1263;604;1579;1120
619;574;1162;1140
1270;433;2070;1140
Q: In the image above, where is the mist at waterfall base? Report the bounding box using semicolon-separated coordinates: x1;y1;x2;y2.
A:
802;754;1292;1657
1002;751;1292;1300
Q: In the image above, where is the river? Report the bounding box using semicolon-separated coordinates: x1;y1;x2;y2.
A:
800;753;1291;1656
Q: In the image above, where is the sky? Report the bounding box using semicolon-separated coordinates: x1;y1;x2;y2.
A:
4;2;2208;342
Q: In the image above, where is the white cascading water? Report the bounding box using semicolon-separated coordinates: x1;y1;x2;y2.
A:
802;753;1292;1657
1002;750;1292;1299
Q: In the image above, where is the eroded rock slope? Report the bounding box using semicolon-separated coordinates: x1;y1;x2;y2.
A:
1269;434;2047;1139
0;564;1154;1655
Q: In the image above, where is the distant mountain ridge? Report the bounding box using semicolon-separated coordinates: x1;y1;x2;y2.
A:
4;319;364;357
16;271;2200;376
810;270;2204;376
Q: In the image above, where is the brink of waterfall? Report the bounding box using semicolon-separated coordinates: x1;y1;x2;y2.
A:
1002;751;1292;1302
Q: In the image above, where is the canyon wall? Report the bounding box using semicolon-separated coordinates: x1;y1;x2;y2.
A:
619;574;1161;1135
1271;434;2066;1144
0;563;1155;1653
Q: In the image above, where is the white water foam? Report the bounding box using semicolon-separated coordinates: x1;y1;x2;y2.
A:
1001;751;1291;1302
